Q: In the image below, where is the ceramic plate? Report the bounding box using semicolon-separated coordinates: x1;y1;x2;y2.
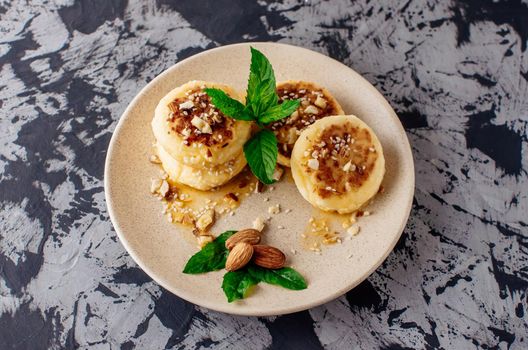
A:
104;42;414;316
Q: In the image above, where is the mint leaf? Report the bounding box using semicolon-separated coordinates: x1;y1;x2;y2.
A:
203;48;301;183
222;264;307;302
254;79;278;116
213;230;236;247
182;231;236;274
246;48;278;117
204;88;254;121
248;265;307;290
259;99;300;124
222;269;259;302
243;129;278;184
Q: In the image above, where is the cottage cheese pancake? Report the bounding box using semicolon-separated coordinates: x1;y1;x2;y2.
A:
152;81;252;167
268;81;344;167
156;143;247;191
291;115;385;213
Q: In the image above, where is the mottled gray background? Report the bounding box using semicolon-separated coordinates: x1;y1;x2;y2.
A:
0;0;527;349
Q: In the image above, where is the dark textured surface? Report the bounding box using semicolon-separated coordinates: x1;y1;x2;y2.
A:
0;0;527;349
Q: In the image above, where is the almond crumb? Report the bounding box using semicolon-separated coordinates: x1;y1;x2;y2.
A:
224;192;238;203
268;204;280;214
307;158;319;170
254;181;264;193
314;96;327;109
290;110;299;121
253;217;265;231
150;179;162;194
347;225;360;236
272;166;284;181
304;105;319;114
195;208;215;232
179;100;194;109
191;116;212;134
197;235;214;248
181;128;191;137
149;154;161;164
159;180;170;198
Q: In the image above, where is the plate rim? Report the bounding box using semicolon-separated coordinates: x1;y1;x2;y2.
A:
104;42;415;316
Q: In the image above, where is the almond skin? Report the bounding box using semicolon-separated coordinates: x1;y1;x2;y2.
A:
225;229;261;250
252;245;286;269
225;242;254;271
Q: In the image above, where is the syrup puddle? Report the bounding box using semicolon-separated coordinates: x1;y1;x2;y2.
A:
154;168;257;246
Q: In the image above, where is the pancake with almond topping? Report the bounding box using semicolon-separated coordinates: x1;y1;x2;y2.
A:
290;115;385;214
156;143;247;191
152;80;252;167
268;81;344;167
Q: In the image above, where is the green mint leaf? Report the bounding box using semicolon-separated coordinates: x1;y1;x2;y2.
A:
204;88;254;121
254;79;278;115
182;230;236;274
214;230;236;246
246;47;277;116
259;99;301;124
243;129;278;185
248;265;307;290
222;269;259;302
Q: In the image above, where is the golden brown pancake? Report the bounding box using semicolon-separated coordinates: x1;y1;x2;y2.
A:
152;81;252;167
268;80;344;167
291;115;385;213
156;143;247;191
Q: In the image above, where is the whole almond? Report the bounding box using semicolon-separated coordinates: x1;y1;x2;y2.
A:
225;242;254;271
225;229;261;250
252;245;286;269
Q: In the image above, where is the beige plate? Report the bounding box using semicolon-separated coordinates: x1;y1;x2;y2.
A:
104;43;414;316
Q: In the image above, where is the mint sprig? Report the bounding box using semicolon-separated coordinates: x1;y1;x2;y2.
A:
183;230;308;303
205;47;300;184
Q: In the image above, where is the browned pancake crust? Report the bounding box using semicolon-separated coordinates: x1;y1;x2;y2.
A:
269;82;342;158
167;87;234;147
304;122;378;198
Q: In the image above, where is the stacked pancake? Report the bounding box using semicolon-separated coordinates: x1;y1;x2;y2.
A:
291;115;385;214
151;80;385;215
151;81;252;190
268;81;344;167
